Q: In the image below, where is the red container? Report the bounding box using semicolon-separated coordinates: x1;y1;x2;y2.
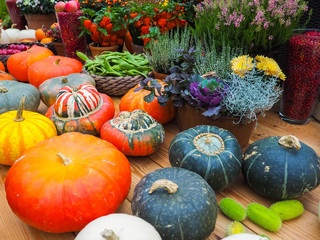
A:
56;11;86;62
5;0;27;30
280;30;320;124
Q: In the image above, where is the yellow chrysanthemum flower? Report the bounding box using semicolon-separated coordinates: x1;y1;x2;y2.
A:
231;55;254;76
255;55;286;80
160;0;168;6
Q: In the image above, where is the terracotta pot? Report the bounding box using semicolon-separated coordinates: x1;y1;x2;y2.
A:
132;43;144;54
152;69;169;80
89;43;119;58
53;42;65;56
176;104;256;149
24;14;56;30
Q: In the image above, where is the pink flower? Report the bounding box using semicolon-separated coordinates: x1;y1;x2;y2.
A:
263;21;270;29
268;35;273;40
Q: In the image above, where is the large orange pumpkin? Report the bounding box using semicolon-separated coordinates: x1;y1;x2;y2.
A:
7;45;54;82
5;132;131;233
119;81;176;124
28;56;83;88
46;84;115;136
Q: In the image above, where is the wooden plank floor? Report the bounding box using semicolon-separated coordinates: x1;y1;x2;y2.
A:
0;98;319;240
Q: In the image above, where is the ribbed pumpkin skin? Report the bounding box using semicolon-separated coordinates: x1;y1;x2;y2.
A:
0;111;57;165
0;80;40;114
101;110;165;156
132;167;218;240
5;132;131;233
46;84;115;136
243;136;320;200
28;56;83;88
169;125;242;192
119;83;176;124
7;45;54;82
39;73;95;107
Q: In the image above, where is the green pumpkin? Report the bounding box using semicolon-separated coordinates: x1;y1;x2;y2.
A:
169;125;242;192
0;80;40;114
243;135;320;200
131;167;218;240
38;73;95;107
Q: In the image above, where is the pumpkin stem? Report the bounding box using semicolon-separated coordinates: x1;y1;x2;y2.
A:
149;179;178;194
100;229;119;240
14;96;26;122
55;58;61;65
56;153;72;166
0;86;8;93
278;135;301;150
61;77;68;84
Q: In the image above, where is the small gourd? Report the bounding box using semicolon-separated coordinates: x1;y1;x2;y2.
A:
243;135;320;200
75;214;162;240
169;125;242;192
132;167;218;240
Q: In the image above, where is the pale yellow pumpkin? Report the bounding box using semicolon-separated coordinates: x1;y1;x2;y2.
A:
0;97;57;165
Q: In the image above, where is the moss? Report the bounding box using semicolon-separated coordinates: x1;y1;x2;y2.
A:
226;221;246;236
219;198;246;221
247;203;282;232
270;200;304;220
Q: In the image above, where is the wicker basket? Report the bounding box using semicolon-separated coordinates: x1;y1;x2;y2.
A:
0;42;56;70
82;68;150;96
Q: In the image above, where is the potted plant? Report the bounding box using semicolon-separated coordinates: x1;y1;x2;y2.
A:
137;46;285;148
16;0;57;29
44;23;65;56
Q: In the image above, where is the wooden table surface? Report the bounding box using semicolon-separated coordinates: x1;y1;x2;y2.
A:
0;98;320;240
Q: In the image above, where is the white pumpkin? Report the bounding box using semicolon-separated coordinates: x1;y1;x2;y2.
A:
18;27;36;41
0;28;10;44
5;27;21;42
222;233;269;240
75;214;162;240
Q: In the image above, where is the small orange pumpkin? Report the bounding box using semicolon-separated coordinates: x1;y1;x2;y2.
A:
0;71;13;81
119;81;176;124
0;61;5;71
28;56;83;88
7;45;54;82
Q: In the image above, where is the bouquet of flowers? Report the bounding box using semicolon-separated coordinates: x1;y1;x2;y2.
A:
16;0;58;15
193;0;310;54
44;23;62;43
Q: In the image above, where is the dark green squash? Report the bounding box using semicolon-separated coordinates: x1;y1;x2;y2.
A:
243;135;320;200
38;73;95;107
0;80;40;114
131;167;218;240
169;125;242;192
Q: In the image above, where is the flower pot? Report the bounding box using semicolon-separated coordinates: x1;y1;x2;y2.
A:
312;100;320;122
132;43;145;54
89;43;119;58
53;42;65;56
24;14;56;30
176;104;256;149
152;69;169;80
5;0;27;30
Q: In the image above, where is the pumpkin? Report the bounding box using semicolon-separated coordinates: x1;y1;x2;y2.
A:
46;84;115;136
4;26;21;43
75;213;162;240
0;71;13;81
0;97;57;165
101;109;165;156
7;45;54;82
5;132;131;233
131;167;218;240
0;28;10;44
119;81;176;124
18;27;36;40
0;61;5;71
222;233;269;240
0;80;40;114
242;135;320;200
39;73;95;107
28;56;83;88
169;125;242;192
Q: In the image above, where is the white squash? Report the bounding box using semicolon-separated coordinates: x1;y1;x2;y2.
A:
0;28;10;44
5;25;21;43
18;27;36;41
222;233;269;240
75;214;162;240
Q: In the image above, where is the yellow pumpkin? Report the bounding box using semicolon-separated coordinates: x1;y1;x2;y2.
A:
0;97;57;165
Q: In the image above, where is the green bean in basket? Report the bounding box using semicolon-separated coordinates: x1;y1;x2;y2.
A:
76;51;152;77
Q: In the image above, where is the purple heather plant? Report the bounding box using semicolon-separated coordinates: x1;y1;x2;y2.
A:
194;0;311;54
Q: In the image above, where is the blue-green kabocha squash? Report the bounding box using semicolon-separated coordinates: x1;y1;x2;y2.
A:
131;167;218;240
243;135;320;200
169;125;242;192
